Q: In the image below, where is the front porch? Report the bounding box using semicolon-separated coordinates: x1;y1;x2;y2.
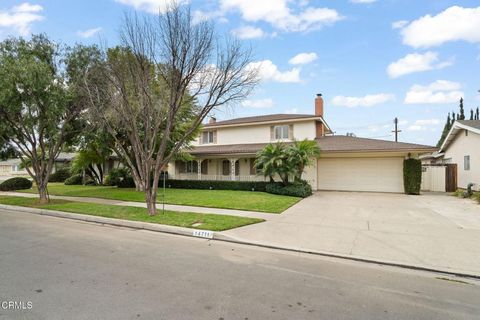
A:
170;157;267;182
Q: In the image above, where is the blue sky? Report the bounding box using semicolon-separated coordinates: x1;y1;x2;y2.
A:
1;0;479;145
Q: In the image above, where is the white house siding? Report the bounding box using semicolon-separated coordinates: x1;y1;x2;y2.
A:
443;129;480;189
193;120;317;146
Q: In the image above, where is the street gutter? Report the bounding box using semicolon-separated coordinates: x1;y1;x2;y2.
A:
2;203;480;280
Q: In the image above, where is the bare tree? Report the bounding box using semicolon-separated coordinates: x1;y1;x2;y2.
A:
85;4;258;215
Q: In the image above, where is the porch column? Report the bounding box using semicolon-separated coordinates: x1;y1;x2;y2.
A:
196;159;203;181
229;158;238;181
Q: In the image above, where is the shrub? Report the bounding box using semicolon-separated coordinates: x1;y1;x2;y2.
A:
473;192;480;204
0;177;32;191
48;166;71;182
265;180;312;198
452;189;464;198
403;158;422;195
64;174;83;185
84;180;97;186
164;179;268;192
104;168;130;186
117;176;136;188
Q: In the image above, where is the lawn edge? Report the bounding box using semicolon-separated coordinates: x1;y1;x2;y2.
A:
19;187;296;213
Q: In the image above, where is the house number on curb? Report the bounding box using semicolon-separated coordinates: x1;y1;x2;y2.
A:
193;230;214;239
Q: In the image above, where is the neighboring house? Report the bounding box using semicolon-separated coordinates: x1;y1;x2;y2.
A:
167;94;436;193
419;152;444;165
0;158;28;177
440;120;480;189
0;152;77;177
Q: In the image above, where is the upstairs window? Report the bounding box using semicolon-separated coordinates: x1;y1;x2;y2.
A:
201;131;215;144
464;155;470;171
273;125;289;140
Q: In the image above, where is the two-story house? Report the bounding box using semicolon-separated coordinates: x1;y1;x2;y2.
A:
168;94;436;193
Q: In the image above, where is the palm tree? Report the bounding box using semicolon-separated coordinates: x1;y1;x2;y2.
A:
287;139;321;182
255;143;291;184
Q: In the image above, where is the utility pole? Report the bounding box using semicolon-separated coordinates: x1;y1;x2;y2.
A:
392;117;402;142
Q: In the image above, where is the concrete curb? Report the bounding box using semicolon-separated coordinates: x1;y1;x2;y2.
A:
2;203;480;280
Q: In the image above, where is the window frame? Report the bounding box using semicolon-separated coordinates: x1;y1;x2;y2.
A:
464;155;470;171
202;131;215;144
274;125;289;140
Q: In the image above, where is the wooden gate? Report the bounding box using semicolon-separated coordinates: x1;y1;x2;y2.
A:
445;164;457;192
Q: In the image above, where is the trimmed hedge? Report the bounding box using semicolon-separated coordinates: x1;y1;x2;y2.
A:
48;167;71;182
0;177;32;191
64;174;83;185
165;179;268;192
265;181;312;198
117;177;268;192
403;158;422;195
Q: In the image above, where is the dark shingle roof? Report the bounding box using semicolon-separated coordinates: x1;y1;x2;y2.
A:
457;120;480;130
316;135;436;152
203;114;321;127
189;135;436;156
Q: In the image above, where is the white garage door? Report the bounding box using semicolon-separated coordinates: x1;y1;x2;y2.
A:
317;157;404;193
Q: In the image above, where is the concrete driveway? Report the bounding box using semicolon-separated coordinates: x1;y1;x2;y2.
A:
223;191;480;275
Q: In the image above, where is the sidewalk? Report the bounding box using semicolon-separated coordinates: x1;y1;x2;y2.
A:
0;192;271;220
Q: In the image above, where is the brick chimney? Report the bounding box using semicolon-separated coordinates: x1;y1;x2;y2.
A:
315;94;325;138
315;93;324;117
209;116;216;124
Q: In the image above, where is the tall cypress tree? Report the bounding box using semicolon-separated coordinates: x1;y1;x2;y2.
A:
459;98;465;120
437;113;452;147
476;107;479;120
470;109;474;120
451;112;456;125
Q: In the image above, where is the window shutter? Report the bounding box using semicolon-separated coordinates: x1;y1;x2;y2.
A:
289;125;294;140
213;130;217;143
199;132;203;145
201;160;208;174
249;158;256;175
270;126;274;140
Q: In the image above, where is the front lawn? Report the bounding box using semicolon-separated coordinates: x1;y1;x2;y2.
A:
19;183;300;213
0;196;263;231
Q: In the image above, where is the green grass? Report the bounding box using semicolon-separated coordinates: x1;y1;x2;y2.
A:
0;196;263;231
19;183;300;213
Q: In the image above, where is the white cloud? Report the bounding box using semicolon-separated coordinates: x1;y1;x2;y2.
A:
231;26;265;39
0;2;44;36
241;98;274;108
289;52;318;65
387;51;452;78
246;60;301;83
350;0;376;3
404;80;463;104
407;120;440;131
392;20;408;29
114;0;187;14
331;93;395;108
219;0;343;32
400;6;480;48
77;27;102;39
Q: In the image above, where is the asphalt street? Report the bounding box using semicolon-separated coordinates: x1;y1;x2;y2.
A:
1;208;480;320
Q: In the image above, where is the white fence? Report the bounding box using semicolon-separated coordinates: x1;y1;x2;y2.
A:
421;165;446;192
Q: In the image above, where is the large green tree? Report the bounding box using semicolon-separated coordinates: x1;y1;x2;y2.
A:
0;35;100;203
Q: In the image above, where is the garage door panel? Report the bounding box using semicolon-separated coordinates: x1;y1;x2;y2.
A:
317;157;403;193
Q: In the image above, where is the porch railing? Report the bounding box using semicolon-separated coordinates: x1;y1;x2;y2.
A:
174;173;267;182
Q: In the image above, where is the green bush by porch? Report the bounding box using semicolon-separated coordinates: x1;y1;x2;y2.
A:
19;183;300;213
0;196;263;231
